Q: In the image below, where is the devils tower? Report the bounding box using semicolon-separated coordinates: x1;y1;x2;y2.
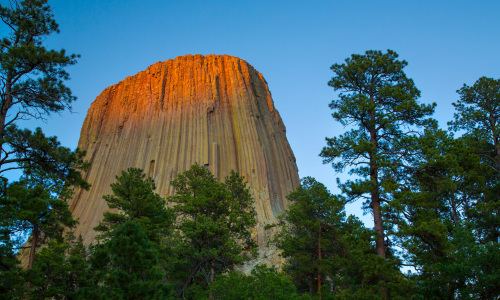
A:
68;54;299;266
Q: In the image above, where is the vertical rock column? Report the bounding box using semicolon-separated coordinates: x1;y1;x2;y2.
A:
69;54;300;267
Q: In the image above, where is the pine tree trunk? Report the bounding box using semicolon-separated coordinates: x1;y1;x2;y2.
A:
177;263;202;298
491;119;500;170
369;99;388;299
209;261;215;299
450;200;459;227
317;222;322;300
26;224;39;290
372;196;385;259
28;224;38;269
210;261;214;283
310;274;314;297
369;107;385;260
0;70;13;163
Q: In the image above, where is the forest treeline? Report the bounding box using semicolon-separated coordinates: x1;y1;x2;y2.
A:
1;0;499;299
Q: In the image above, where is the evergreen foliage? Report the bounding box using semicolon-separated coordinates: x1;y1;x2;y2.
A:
449;76;500;243
86;221;172;299
0;180;76;272
209;265;309;300
0;0;88;278
320;49;435;257
275;177;411;299
168;164;257;298
390;76;500;298
94;167;174;242
2;7;499;296
87;168;174;298
26;234;90;299
274;177;344;297
0;0;86;179
320;50;435;296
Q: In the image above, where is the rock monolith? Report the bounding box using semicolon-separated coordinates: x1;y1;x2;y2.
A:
68;54;300;268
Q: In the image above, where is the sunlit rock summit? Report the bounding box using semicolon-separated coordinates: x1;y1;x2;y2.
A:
69;54;300;267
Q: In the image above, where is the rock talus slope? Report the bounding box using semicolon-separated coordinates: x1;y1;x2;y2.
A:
69;54;300;267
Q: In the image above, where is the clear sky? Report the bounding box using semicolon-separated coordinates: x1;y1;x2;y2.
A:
3;0;500;223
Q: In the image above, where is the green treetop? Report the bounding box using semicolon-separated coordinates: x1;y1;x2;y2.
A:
0;0;88;279
168;164;256;298
0;0;85;179
449;76;500;172
89;168;174;299
275;177;409;299
448;77;500;244
94;167;174;243
87;221;172;300
320;50;435;297
25;234;90;299
209;265;309;300
320;49;435;259
274;177;343;298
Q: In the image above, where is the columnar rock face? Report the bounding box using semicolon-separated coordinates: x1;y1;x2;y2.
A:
68;54;299;266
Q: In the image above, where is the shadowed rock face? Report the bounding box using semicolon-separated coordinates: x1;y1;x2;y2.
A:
69;54;299;267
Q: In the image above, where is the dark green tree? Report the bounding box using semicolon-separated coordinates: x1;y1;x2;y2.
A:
86;168;174;299
389;126;500;298
0;177;23;299
390;77;500;298
275;177;409;299
0;0;83;176
389;128;469;298
449;76;500;171
0;181;75;269
449;76;500;243
209;265;310;300
274;177;343;298
0;209;25;299
320;50;435;264
0;0;88;278
86;221;173;300
387;75;500;297
25;233;90;299
94;167;174;243
168;164;256;298
445;77;500;298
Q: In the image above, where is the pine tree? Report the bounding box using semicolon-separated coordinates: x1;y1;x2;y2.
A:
209;265;310;300
449;76;500;243
0;0;88;276
168;164;256;298
94;167;174;243
389;78;500;298
25;234;90;299
320;50;435;297
389;128;472;298
0;180;76;270
274;177;409;298
87;168;175;299
274;177;342;298
86;221;172;300
0;0;85;178
446;76;500;298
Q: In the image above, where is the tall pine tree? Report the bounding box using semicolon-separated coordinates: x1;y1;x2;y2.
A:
0;0;85;178
0;0;88;278
168;164;256;298
275;177;409;298
449;76;500;243
88;168;174;299
320;50;435;297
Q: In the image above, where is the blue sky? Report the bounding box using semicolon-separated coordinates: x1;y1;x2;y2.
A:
3;0;500;222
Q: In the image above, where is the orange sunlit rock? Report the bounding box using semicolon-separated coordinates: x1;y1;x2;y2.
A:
69;54;300;269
